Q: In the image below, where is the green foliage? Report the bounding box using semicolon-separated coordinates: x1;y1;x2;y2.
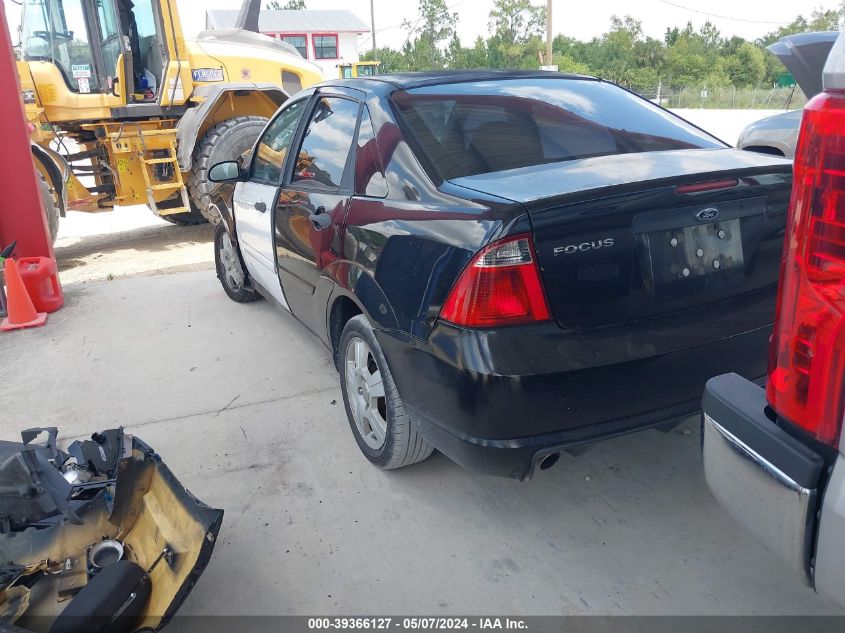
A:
373;0;842;94
489;0;546;43
400;0;458;70
758;6;844;46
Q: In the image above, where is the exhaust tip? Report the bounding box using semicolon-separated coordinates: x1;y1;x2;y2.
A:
539;452;560;471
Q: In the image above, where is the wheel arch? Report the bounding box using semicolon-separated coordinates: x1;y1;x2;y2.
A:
175;84;289;172
328;294;364;369
326;268;401;369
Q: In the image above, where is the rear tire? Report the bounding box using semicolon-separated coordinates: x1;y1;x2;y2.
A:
214;223;259;303
339;315;434;470
188;116;268;224
37;174;59;243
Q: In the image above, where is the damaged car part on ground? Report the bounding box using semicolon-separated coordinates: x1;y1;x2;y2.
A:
0;427;223;632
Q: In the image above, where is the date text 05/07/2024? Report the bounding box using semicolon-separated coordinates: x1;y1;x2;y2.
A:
307;618;529;630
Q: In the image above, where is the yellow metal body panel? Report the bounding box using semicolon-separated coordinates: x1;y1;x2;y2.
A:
338;61;380;79
15;0;325;215
185;39;322;88
79;122;187;209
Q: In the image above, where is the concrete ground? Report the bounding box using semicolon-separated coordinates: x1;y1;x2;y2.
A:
3;108;837;618
3;269;842;617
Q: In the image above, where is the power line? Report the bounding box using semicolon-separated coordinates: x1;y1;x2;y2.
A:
656;0;795;26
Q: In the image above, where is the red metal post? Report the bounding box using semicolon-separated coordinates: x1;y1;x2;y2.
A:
0;5;56;260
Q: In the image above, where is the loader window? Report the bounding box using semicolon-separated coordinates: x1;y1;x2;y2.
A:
96;0;118;37
96;0;122;85
121;0;164;96
22;0;100;93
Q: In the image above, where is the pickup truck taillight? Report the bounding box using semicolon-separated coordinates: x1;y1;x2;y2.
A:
768;91;845;446
440;234;550;327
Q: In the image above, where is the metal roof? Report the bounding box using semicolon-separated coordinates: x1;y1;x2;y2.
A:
206;9;370;33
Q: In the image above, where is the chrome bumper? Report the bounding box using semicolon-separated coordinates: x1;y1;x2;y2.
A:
701;374;824;584
703;413;815;581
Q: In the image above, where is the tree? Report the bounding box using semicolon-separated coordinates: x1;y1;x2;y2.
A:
360;47;411;73
402;0;458;68
353;5;840;95
446;36;490;69
488;0;546;47
723;41;766;87
266;0;305;9
758;7;843;46
486;0;546;67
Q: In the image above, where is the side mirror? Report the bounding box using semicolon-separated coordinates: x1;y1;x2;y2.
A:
208;161;242;183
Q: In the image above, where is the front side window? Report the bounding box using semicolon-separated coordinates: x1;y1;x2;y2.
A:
357;64;377;77
292;97;359;190
313;34;338;60
251;99;306;185
280;35;307;58
22;0;99;93
392;79;727;180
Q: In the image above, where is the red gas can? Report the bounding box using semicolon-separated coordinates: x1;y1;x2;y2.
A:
17;256;63;313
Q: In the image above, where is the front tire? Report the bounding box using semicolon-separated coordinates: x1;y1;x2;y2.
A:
188;116;268;223
339;315;434;470
157;196;208;225
214;223;259;303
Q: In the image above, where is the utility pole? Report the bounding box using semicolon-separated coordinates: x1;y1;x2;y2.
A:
545;0;553;65
370;0;377;52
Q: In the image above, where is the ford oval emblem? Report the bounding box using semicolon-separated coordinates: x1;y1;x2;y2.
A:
696;207;719;222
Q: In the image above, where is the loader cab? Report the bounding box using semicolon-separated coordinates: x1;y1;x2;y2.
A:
20;0;168;104
337;61;380;79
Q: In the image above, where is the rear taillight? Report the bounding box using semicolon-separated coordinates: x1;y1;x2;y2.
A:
440;234;551;328
767;91;845;447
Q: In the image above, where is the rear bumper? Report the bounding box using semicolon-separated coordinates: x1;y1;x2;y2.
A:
702;373;845;607
377;318;772;480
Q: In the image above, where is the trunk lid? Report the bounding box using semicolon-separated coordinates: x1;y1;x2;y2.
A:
451;148;793;330
768;31;839;99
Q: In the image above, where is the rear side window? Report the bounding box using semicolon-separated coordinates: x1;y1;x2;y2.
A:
392;79;726;180
354;107;387;197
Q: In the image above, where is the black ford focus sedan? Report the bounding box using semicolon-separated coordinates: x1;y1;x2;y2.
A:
207;70;793;480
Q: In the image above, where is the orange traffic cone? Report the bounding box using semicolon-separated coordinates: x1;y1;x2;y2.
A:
1;258;47;331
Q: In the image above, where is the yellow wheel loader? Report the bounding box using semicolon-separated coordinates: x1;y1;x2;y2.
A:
16;0;323;236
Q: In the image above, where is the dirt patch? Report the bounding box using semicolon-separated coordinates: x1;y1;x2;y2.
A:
54;207;214;284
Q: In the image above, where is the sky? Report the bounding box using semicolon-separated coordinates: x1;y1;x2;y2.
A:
4;0;843;53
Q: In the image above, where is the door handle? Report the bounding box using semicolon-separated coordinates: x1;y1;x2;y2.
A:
308;206;332;230
254;201;267;213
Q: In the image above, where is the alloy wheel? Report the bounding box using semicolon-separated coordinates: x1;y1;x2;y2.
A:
344;336;388;450
218;231;245;291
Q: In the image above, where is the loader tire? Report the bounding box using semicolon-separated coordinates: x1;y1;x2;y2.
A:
157;196;208;226
37;173;59;243
188;116;268;224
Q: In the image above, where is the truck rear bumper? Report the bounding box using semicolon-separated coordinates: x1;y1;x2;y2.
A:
702;373;836;594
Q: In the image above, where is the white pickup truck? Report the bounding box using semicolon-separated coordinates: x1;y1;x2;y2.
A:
703;31;845;608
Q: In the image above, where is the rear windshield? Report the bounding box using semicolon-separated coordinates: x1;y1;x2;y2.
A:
392;78;726;180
